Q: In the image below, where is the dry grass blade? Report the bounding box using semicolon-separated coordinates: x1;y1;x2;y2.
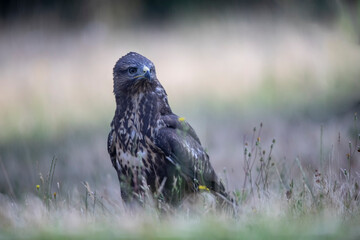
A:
0;157;15;200
295;157;315;202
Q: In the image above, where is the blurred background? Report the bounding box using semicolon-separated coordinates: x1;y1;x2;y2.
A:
0;0;359;200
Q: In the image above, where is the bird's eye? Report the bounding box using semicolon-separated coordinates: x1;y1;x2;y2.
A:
150;67;155;73
128;67;137;75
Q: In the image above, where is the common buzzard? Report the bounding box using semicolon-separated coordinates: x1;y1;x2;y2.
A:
107;52;228;205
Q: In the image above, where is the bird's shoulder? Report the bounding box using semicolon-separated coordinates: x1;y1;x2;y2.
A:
159;114;201;144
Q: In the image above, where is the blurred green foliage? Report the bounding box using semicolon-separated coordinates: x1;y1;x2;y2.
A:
0;0;347;27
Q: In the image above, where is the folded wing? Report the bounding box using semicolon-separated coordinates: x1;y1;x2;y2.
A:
155;114;226;194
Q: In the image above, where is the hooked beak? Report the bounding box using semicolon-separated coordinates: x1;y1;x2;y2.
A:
135;66;151;81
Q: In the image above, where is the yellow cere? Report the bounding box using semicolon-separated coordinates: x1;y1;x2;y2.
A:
178;117;185;122
198;185;209;191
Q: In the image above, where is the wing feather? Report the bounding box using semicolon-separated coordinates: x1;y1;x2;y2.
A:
155;119;225;194
161;114;201;144
107;126;118;170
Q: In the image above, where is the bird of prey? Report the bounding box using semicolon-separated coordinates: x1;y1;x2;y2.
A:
107;52;228;205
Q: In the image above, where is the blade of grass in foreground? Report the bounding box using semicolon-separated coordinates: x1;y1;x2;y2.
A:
0;214;359;240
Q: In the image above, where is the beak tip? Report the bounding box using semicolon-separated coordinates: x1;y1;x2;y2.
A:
144;71;151;80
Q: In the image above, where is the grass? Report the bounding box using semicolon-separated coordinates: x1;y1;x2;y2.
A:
1;214;360;240
0;113;359;239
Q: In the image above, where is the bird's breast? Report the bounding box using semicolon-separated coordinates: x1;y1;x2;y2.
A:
118;93;161;140
114;92;165;170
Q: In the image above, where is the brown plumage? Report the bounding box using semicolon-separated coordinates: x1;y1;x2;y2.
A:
107;52;227;204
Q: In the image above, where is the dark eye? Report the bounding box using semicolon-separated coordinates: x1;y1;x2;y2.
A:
128;67;137;75
150;67;155;73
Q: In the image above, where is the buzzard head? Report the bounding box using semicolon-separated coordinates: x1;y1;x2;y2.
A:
113;52;157;96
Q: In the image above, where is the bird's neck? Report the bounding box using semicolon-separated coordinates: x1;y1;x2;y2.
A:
115;92;160;123
115;91;149;108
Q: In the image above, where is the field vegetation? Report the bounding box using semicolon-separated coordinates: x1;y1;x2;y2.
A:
1;8;360;239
